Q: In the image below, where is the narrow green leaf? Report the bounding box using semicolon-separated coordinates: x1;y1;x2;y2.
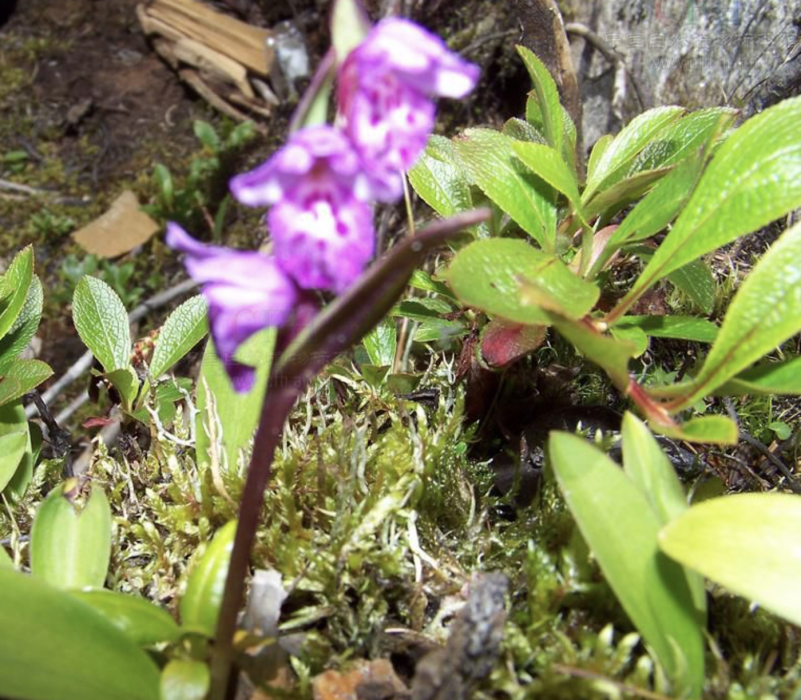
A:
584;107;685;201
622;413;707;616
653;415;738;445
0;567;161;700
180;520;236;637
587;134;613;184
453;128;557;251
330;0;370;62
363;318;396;367
447;239;599;325
512;141;584;219
195;329;275;471
160;659;210;700
408;269;456;300
715;357;801;396
31;482;112;590
0;247;34;344
0;275;43;373
631;96;801;295
72;589;182;646
667;258;717;315
660;493;801;627
667;220;801;410
150;295;209;378
614;315;718;343
583;167;672;220
193;121;220;152
549;432;704;697
516;46;563;155
73;276;131;372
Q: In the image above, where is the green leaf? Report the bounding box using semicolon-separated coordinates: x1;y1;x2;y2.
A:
630;96;801;296
330;0;371;62
608;324;648;357
453;129;557;251
150;295;209;378
0;275;43;373
614;315;718;343
667;258;717;315
0;403;33;500
769;421;792;440
0;545;11;568
622;413;707;616
584;107;685;200
363;318;396;367
0;246;34;342
408;269;456;300
0;359;53;407
583;167;673;221
715;357;801;396
587;134;613;183
160;659;210;700
628;107;736;174
0;431;27;494
30;482;112;590
666;220;801;410
154;164;174;210
660;493;801;627
549;315;637;389
653;415;738;445
0;567;160;700
504;116;547;144
193;120;220;152
104;367;141;412
408;137;476;221
447;239;599;324
549;432;704;697
73;276;131;372
180;520;236;637
72;589;182;646
512;141;584;219
195;329;275;471
516;46;563;155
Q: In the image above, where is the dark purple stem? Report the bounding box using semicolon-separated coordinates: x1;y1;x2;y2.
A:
207;209;489;700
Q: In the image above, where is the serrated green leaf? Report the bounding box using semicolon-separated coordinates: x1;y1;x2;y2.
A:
631;96;801;296
72;589;181;646
0;246;34;343
0;359;53;407
0;275;43;373
73;276;131;372
408;140;476;222
666;220;801;410
0;567;160;700
447;239;599;325
584;106;685;201
584;166;673;220
160;659;210;700
363;318;396;367
150;295;208;378
453;129;557;251
549;432;704;697
503;116;547;144
516;46;563;155
615;315;718;343
31;483;112;590
660;493;801;627
180;520;236;637
512;141;584;219
196;329;275;471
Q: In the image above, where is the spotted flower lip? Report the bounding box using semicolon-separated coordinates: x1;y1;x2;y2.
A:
166;222;298;392
338;17;480;202
231;126;375;294
229;125;371;207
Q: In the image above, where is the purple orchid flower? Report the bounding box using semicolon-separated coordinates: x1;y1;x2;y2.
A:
166;223;298;392
338;17;480;202
230;126;375;294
